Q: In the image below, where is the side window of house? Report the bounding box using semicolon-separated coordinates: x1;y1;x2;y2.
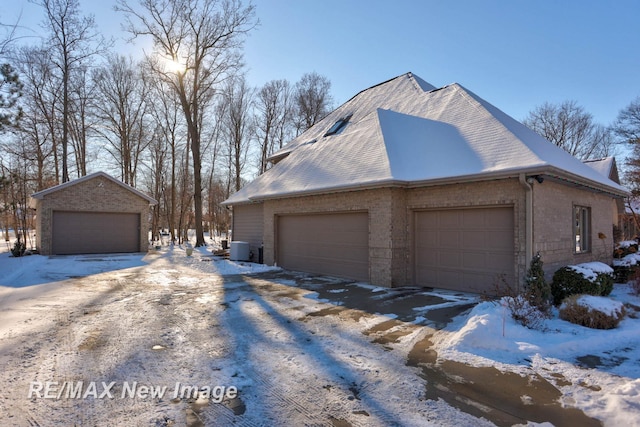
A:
574;205;591;253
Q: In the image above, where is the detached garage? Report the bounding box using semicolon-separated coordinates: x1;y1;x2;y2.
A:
31;172;157;255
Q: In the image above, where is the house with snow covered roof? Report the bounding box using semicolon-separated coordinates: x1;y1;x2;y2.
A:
222;72;628;294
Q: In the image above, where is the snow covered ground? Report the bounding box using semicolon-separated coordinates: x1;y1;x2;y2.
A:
0;239;639;426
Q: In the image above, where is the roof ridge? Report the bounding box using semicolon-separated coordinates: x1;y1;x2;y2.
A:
31;171;157;204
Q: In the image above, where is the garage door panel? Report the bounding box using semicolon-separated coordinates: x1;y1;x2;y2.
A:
462;210;485;226
440;269;462;284
415;207;514;294
462;252;487;269
437;230;461;248
463;231;487;248
492;231;514;248
485;210;513;228
278;212;369;281
53;211;140;255
438;251;460;269
424;252;439;267
440;213;460;228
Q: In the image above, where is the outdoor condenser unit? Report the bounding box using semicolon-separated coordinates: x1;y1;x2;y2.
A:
229;241;250;261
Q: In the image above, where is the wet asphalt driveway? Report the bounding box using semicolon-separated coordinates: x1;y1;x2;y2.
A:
248;270;602;427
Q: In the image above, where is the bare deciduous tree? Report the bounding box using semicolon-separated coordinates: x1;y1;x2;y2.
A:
37;0;107;182
116;0;257;247
221;75;253;192
614;97;640;146
68;65;97;177
93;54;151;186
523;100;614;160
13;45;59;188
294;71;332;135
254;78;293;173
614;97;640;197
147;69;185;244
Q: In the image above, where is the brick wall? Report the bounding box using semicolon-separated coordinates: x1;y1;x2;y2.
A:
532;179;616;278
262;188;402;286
258;177;617;289
35;175;152;255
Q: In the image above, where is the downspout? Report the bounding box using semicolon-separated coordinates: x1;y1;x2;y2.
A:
519;174;533;269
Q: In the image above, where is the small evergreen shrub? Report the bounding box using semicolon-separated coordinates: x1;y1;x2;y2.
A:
551;263;614;306
524;252;552;313
10;241;25;257
559;295;626;329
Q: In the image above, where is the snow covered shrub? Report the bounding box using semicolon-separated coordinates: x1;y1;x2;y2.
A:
551;262;614;306
614;240;639;258
501;294;548;330
490;271;549;330
612;241;640;282
559;295;626;329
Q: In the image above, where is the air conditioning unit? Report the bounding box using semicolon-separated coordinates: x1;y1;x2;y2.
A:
229;241;250;261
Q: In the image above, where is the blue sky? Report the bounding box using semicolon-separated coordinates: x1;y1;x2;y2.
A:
5;0;640;125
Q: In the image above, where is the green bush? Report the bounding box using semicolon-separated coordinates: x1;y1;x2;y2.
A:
10;241;25;257
612;265;633;283
595;271;614;297
551;265;614;306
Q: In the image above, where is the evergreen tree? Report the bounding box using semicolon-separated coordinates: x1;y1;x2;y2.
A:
0;63;22;130
525;252;552;313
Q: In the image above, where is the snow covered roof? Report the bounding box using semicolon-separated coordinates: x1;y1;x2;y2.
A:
31;171;157;205
584;157;619;183
224;72;628;205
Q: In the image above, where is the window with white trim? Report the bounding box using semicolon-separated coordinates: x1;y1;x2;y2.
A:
574;205;591;253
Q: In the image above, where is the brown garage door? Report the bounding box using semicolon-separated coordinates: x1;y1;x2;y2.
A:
277;212;369;281
52;211;140;255
415;207;514;294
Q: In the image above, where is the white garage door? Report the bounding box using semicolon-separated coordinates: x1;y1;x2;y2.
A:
415;207;514;294
52;211;140;255
277;212;369;281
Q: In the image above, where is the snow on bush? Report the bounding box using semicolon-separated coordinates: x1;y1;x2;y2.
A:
612;253;640;268
617;240;638;249
551;262;614;305
501;295;548;330
569;262;614;280
491;254;551;330
559;295;626;329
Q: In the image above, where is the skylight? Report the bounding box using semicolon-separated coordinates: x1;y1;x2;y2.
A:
324;114;352;137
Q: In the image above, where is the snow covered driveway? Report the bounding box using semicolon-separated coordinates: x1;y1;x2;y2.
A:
0;248;480;426
0;247;637;426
